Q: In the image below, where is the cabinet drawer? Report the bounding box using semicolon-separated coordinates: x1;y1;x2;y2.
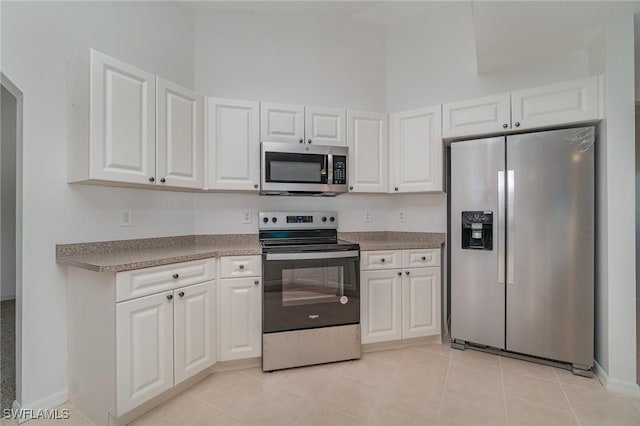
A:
402;249;440;268
116;258;216;302
220;255;262;278
361;251;401;270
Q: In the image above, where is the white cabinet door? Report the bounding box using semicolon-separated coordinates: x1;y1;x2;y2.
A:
511;76;602;131
391;106;442;193
260;102;305;143
361;270;402;344
156;78;203;189
174;281;216;385
90;50;156;185
442;93;511;139
304;106;346;146
116;291;173;416
402;268;441;339
347;111;388;193
206;98;260;191
220;277;262;360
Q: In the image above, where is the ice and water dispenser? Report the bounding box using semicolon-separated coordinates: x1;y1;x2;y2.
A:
461;211;493;250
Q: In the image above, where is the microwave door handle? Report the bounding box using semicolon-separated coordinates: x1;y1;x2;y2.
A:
327;154;333;185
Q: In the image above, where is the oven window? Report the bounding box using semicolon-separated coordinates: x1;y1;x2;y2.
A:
282;266;343;307
271;161;323;183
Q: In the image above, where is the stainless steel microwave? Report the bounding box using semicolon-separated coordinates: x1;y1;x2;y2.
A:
260;141;348;196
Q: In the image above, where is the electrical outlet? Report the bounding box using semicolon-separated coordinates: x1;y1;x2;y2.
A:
119;210;132;227
243;211;252;224
398;210;406;223
364;211;372;223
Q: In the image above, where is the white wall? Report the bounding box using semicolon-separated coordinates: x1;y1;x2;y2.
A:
1;1;196;409
1;86;17;301
598;13;638;394
194;10;386;111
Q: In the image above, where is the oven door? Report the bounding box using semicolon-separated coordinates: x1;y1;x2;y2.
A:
263;250;360;333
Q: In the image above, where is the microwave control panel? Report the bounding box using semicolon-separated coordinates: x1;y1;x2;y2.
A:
332;156;347;185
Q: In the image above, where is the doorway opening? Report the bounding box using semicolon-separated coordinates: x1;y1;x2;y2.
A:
1;73;22;412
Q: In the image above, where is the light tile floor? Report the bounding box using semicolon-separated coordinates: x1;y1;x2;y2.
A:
3;342;640;426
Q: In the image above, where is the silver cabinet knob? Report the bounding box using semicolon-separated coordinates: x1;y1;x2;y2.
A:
405;271;410;276
239;264;245;270
160;177;166;183
502;123;508;129
254;184;258;189
349;186;353;190
166;294;173;301
299;139;304;143
515;122;521;127
172;273;179;279
307;139;312;144
178;291;185;298
380;258;385;263
149;177;155;183
421;256;426;261
254;280;259;285
397;271;402;276
394;187;399;191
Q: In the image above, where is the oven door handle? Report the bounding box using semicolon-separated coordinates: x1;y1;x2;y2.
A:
266;250;359;261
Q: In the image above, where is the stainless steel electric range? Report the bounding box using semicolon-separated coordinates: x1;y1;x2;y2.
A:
260;211;361;372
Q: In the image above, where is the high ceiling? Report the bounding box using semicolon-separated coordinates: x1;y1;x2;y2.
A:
184;1;640;74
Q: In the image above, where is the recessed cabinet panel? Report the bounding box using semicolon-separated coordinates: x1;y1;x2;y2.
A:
116;291;173;416
220;277;262;360
207;98;260;190
391;106;442;192
260;102;304;143
402;268;441;339
174;281;216;385
361;270;402;344
305;106;346;146
443;93;511;139
347;111;388;193
511;76;601;130
90;50;156;184
157;78;203;189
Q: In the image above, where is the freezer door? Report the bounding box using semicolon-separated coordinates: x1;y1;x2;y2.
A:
451;137;506;349
506;127;594;366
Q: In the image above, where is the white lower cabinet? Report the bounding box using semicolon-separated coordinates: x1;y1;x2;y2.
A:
219;276;262;361
361;250;441;344
116;290;174;415
115;280;216;415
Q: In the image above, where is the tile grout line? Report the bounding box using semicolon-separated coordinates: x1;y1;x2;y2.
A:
554;367;582;426
189;390;251;425
434;347;454;426
499;356;510;426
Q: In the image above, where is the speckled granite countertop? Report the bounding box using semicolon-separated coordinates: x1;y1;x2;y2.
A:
56;235;260;272
57;231;445;273
338;232;446;251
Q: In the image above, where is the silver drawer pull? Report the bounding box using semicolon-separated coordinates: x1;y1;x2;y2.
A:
239;264;245;270
421;256;426;261
380;258;385;263
172;273;179;279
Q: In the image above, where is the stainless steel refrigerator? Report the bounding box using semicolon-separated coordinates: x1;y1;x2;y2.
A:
449;126;595;374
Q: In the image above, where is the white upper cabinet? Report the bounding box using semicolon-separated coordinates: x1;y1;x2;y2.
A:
156;78;203;189
260;102;305;143
206;98;260;191
347;111;388;193
442;93;511;139
391;106;443;193
304;106;346;146
68;49;156;185
511;75;602;130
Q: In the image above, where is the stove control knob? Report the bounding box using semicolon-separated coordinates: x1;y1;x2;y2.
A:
272;217;277;223
263;217;269;223
322;217;327;222
330;217;335;222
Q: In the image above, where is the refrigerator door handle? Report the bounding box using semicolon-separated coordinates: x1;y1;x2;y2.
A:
507;170;515;285
498;171;506;285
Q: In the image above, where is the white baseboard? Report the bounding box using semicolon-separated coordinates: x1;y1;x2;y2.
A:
594;360;640;398
11;389;68;423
